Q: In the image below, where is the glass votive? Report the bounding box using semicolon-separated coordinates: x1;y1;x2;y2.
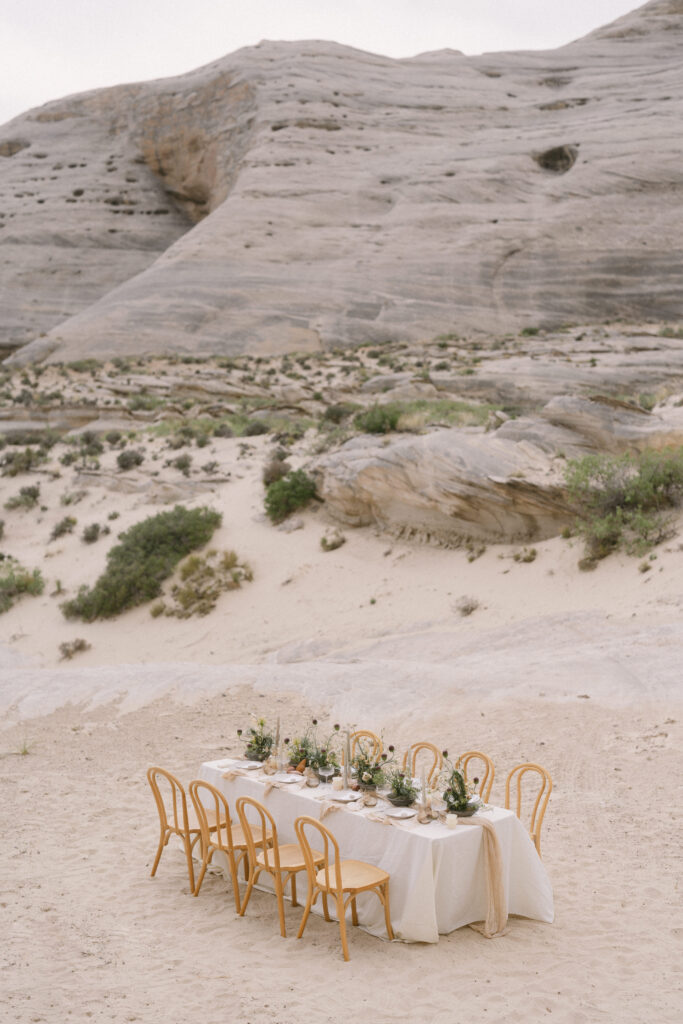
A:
331;777;344;791
446;813;458;829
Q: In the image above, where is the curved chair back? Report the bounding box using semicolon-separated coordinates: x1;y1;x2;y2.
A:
188;779;235;856
295;815;343;896
402;742;443;784
350;730;383;761
505;762;552;857
236;796;280;873
147;765;190;835
458;750;495;802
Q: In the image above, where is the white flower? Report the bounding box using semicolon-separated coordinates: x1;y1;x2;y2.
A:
362;771;372;783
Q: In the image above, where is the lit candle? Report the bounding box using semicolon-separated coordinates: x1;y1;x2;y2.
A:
446;813;458;829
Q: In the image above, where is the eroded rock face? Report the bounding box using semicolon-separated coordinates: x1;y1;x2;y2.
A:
313;393;683;543
2;1;683;363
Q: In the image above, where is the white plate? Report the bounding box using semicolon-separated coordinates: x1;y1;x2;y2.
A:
386;807;417;819
273;773;301;784
330;791;362;803
232;760;264;770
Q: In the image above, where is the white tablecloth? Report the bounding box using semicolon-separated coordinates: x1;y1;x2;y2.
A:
199;759;554;943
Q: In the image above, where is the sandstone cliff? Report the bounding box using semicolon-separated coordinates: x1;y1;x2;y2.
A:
1;1;682;364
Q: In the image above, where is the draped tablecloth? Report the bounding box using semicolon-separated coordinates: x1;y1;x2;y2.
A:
199;759;554;944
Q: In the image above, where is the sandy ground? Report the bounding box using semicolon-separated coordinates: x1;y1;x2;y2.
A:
1;418;682;1023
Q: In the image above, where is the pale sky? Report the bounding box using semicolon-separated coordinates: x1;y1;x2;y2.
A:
1;0;641;126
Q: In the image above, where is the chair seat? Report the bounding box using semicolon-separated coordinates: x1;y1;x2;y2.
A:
315;858;389;893
182;806;227;833
222;823;273;849
256;843;323;872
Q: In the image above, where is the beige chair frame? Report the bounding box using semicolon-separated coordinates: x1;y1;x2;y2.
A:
236;796;323;937
505;762;552;858
349;730;383;760
458;750;495;802
295;815;393;961
188;779;272;910
402;742;443;784
147;765;221;893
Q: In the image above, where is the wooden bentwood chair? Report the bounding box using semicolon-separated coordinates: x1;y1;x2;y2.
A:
147;766;226;893
236;796;325;937
505;762;553;858
402;742;443;784
349;730;383;760
295;815;394;962
188;779;273;910
458;750;495;803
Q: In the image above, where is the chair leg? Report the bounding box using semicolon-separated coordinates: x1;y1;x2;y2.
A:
351;896;358;927
150;829;166;877
227;852;241;914
275;874;287;938
382;882;394;940
182;833;195;893
194;857;208;897
337;893;350;961
290;872;298;908
321;891;331;921
297;884;315;939
239;866;259;917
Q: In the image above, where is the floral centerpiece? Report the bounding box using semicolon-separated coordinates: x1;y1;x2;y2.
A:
441;755;479;816
386;767;418;807
351;740;393;790
238;719;274;762
287;720;341;776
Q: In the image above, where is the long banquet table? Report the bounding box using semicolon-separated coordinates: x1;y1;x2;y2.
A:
199;759;554;944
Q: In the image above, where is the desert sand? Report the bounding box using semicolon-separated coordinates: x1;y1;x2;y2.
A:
1;352;681;1023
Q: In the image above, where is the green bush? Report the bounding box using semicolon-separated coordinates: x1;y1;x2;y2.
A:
117;449;144;471
243;419;270;436
353;405;400;434
1;447;47;476
265;469;317;523
0;561;44;613
50;516;77;541
62;505;222;620
82;523;102;544
565;448;683;563
5;485;40;510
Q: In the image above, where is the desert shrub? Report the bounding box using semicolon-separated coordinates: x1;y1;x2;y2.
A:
353;405;400;434
59;451;79;467
0;519;4;540
59;638;91;660
62;504;222;620
0;560;44;613
323;403;358;424
264;469;317;523
201;460;219;475
513;547;537;563
116;448;144;471
262;457;291;486
213;422;234;438
1;447;46;476
105;430;122;446
320;530;346;552
565;448;683;564
456;596;479;617
61;489;87;506
152;549;253;619
5;485;40;510
50;516;76;541
171;454;192;476
78;431;104;458
82;522;104;544
243;419;270;436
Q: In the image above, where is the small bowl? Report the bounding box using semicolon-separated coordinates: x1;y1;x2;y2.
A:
387;793;416;807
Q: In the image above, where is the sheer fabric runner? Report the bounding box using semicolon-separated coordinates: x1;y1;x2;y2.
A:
458;816;509;938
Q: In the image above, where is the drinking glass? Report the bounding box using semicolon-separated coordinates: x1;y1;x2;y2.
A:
318;765;334;786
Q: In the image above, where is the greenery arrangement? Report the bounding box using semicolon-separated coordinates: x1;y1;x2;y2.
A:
62;504;221;621
565;447;683;566
351;739;393;789
0;560;44;614
286;720;341;773
441;757;478;814
238;719;274;762
386;768;418;806
264;469;317;523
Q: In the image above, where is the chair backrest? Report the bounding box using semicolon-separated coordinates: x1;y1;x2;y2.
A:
458;750;495;802
294;815;343;895
147;766;190;834
504;762;552;856
350;730;383;760
402;742;443;784
188;779;235;854
235;796;280;873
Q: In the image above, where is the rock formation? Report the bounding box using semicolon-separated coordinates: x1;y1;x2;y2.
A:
1;1;682;364
313;395;683;543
